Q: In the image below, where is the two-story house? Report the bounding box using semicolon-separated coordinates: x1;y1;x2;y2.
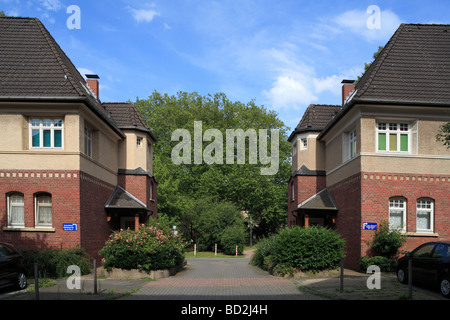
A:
0;17;157;260
288;24;450;269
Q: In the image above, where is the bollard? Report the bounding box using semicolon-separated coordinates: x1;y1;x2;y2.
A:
408;258;413;299
340;257;345;293
34;263;39;300
194;244;197;257
94;259;97;295
215;244;217;257
236;245;238;257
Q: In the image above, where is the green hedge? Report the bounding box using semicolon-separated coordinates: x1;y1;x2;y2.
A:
251;226;345;275
20;247;91;279
359;256;397;272
220;224;246;255
99;222;185;271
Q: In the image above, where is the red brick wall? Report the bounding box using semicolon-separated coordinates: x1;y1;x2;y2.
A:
0;170;81;250
118;173;158;220
328;173;362;270
79;172;115;260
288;174;326;226
361;172;450;256
0;170;120;261
327;171;450;270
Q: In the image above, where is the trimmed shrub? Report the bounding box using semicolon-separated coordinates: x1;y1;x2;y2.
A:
99;222;185;271
220;224;246;255
368;220;407;258
250;236;276;270
271;226;345;275
21;247;91;278
359;256;397;272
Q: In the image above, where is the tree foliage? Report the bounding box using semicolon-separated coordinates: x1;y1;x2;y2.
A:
135;91;291;240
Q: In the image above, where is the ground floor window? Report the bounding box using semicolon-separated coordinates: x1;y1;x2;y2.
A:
416;198;434;233
35;193;52;228
389;197;406;231
8;193;24;227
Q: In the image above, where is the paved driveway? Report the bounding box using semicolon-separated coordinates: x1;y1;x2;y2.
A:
121;258;322;300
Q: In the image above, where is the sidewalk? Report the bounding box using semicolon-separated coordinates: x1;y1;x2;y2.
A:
1;267;446;301
0;275;149;301
293;269;447;300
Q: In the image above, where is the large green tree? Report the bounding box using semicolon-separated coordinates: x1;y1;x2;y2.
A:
135;91;291;238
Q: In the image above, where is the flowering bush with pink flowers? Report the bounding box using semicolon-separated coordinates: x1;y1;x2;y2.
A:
99;222;185;271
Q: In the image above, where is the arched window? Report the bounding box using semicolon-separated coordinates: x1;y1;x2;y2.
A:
35;193;52;227
389;197;406;232
416;198;434;233
7;193;24;228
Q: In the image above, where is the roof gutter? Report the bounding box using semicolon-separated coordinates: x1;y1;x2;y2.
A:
0;96;126;139
317;98;450;141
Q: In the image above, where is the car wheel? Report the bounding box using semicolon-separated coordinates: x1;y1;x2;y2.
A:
397;268;408;284
440;277;450;299
16;272;27;290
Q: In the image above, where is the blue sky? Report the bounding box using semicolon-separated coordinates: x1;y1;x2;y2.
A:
2;0;450;130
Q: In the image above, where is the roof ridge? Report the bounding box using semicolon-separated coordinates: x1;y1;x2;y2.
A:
33;18;85;97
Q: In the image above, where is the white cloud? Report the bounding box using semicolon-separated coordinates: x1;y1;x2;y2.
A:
39;0;63;12
129;7;160;23
333;8;403;42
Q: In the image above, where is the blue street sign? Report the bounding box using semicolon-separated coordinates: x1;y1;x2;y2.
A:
63;223;78;231
363;222;377;230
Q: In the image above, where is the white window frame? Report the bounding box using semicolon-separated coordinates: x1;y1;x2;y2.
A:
84;127;93;158
416;198;434;233
35;193;52;228
376;122;410;153
389;197;407;232
7;193;25;228
349;129;357;159
292;140;297;156
291;181;295;201
30;118;64;150
137;137;143;148
300;138;308;150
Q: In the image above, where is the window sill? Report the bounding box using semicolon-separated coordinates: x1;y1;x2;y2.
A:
3;227;56;233
405;232;439;238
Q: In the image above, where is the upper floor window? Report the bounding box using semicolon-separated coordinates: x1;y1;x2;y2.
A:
84;127;92;158
377;122;409;153
301;138;308;150
389;197;406;231
35;193;52;228
137;137;143;148
30;118;64;149
417;198;434;233
7;193;24;228
349;130;357;159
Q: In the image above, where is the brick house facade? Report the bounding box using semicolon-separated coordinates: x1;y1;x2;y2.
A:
288;24;450;270
0;17;158;260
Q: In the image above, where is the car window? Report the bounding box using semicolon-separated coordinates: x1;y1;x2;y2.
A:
433;244;450;258
0;245;14;257
413;243;435;258
0;245;7;257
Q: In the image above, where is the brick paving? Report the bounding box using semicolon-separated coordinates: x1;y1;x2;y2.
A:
121;258;322;300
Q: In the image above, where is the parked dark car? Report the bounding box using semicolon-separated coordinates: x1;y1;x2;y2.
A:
0;243;27;291
397;241;450;298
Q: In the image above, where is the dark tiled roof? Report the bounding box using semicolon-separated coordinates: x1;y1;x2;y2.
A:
0;17;124;137
319;23;450;140
354;24;450;104
105;186;147;210
288;104;341;141
103;102;157;141
297;189;338;211
292;165;326;177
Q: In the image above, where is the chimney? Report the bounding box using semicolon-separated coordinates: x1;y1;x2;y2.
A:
341;79;355;106
86;74;100;100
